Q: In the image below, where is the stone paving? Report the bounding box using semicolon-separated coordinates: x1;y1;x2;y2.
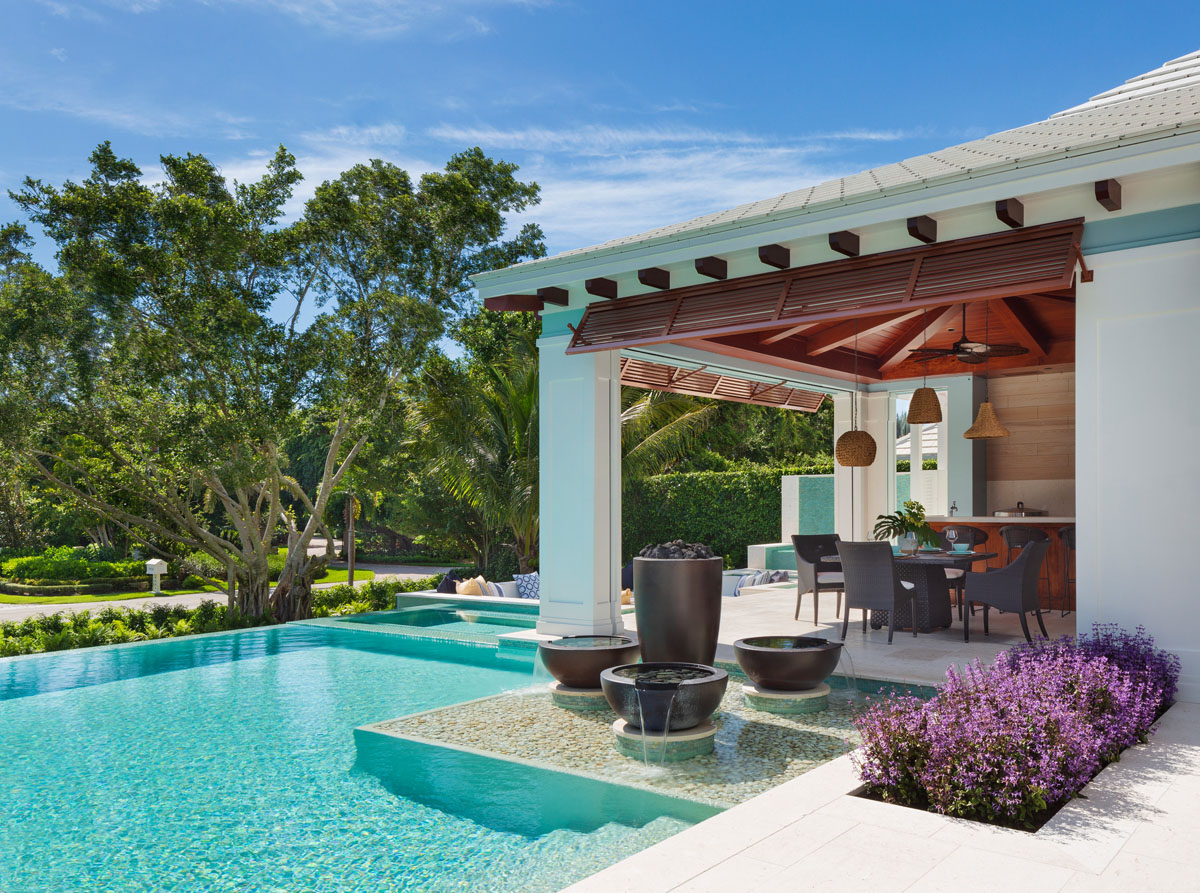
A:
370;682;862;809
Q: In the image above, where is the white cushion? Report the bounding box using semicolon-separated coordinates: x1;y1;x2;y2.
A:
944;568;965;579
497;581;519;598
816;572;844;584
901;580;915;590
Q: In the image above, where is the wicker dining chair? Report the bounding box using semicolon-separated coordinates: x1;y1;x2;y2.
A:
937;524;990;619
999;525;1053;610
963;539;1051;643
835;541;918;644
791;534;843;624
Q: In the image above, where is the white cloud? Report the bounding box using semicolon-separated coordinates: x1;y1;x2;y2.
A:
426;123;766;154
49;48;69;62
300;123;406;147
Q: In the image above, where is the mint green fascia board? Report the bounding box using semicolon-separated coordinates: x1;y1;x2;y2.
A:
1082;203;1200;255
538;307;585;340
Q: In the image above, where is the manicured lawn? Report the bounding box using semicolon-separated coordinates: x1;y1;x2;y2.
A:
0;569;373;605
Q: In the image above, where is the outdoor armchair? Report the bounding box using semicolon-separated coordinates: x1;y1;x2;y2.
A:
791;534;843;624
835;541;917;644
963;539;1051;643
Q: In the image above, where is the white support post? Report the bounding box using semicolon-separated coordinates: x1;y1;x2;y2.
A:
833;391;890;541
536;335;624;636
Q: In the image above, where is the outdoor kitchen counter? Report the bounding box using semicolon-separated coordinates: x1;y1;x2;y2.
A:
926;516;1075;611
926;515;1076;524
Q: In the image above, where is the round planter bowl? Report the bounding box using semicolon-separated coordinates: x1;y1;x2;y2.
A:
600;662;728;732
633;556;723;665
537;635;642;690
733;636;843;692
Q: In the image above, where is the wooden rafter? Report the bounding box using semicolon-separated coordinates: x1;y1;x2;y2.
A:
878;305;961;372
537;286;569;306
760;322;820;345
695;256;727;280
758;244;790;269
804;309;923;357
991;297;1052;357
585;278;619;299
906;216;937;244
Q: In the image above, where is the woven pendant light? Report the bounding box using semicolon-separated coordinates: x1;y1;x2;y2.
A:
964;401;1010;439
907;307;942;424
963;303;1010;440
835;320;877;467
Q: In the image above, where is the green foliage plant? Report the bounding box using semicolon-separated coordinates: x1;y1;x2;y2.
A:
873;500;941;547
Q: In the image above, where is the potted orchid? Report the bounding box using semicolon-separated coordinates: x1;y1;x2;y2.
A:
873;500;940;553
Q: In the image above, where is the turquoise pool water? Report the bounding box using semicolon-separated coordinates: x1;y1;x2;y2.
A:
339;605;536;636
0;627;714;892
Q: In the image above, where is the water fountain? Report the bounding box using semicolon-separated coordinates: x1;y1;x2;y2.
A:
537;635;641;711
733;636;842;714
600;663;727;762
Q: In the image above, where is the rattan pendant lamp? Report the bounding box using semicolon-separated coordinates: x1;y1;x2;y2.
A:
906;307;943;424
835;320;877;466
963;303;1011;440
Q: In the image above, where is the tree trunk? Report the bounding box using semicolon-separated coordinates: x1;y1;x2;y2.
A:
235;567;272;619
271;550;324;622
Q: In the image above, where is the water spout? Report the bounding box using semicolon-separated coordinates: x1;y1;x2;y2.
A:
835;646;859;705
633;678;682;766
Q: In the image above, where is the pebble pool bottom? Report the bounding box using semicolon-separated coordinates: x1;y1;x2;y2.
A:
0;626;713;892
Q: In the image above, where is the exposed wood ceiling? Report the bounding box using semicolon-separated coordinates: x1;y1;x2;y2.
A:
692;292;1074;382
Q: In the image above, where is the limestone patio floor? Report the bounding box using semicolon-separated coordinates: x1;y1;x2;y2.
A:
569;588;1198;892
626;581;1079;690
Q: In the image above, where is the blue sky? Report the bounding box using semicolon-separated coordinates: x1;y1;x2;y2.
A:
4;1;1198;266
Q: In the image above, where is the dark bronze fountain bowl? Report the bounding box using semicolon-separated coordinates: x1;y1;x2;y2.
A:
733;636;842;691
537;635;641;689
600;662;727;732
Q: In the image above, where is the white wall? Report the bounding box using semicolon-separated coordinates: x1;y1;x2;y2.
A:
1076;238;1200;701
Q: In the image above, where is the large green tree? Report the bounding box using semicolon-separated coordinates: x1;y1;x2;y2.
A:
0;144;543;619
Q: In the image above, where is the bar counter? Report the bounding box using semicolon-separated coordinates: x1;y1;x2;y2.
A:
926;516;1075;611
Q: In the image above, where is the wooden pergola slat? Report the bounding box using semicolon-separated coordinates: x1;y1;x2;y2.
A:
566;219;1083;354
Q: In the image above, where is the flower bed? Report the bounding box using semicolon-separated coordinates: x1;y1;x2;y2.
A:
853;625;1180;828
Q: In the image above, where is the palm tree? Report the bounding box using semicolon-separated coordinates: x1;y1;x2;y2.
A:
621;388;718;488
410;336;539;573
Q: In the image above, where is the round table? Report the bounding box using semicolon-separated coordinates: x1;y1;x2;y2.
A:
823;550;998;633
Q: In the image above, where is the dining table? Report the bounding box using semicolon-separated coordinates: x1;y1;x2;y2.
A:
823;548;999;633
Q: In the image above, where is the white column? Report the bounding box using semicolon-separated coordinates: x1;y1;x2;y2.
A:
536;335;624;636
1076;237;1200;701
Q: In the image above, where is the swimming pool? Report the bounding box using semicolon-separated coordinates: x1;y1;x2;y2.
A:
0;626;714;892
338;603;538;636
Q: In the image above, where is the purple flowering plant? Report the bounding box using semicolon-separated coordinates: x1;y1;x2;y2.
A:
853;625;1179;827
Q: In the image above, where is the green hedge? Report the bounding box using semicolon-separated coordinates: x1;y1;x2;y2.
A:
623;461;938;566
0;576;148;596
1;547;143;582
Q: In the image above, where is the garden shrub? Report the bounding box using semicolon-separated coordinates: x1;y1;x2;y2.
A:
1;546;142;582
311;576;441;617
853;625;1179;827
0;600;264;656
179;549;325;583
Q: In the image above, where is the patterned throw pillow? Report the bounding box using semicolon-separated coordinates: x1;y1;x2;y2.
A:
486;581;504;598
513;572;540;600
436;573;461;594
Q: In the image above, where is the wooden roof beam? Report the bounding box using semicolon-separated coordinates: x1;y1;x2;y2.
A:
991;297;1052;358
1095;179;1122;212
584;277;619;300
484;294;543;312
878;304;961;371
828;230;860;257
996;197;1025;228
758;244;790;269
805;309;924;357
537;286;569;306
694;256;727;280
760;322;820;345
906;215;937;244
638;267;670;290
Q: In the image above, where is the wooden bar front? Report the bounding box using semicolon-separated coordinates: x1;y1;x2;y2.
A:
928;518;1075;611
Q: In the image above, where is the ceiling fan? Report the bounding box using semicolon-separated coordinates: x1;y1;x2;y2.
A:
908;304;1028;366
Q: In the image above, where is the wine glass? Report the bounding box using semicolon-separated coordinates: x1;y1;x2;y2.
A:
945;528;959;552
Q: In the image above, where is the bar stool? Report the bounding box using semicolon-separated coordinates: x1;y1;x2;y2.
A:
1057;525;1075;617
938;524;990;619
999;525;1052;611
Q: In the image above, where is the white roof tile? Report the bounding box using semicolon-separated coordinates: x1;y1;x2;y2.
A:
499;52;1200;273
